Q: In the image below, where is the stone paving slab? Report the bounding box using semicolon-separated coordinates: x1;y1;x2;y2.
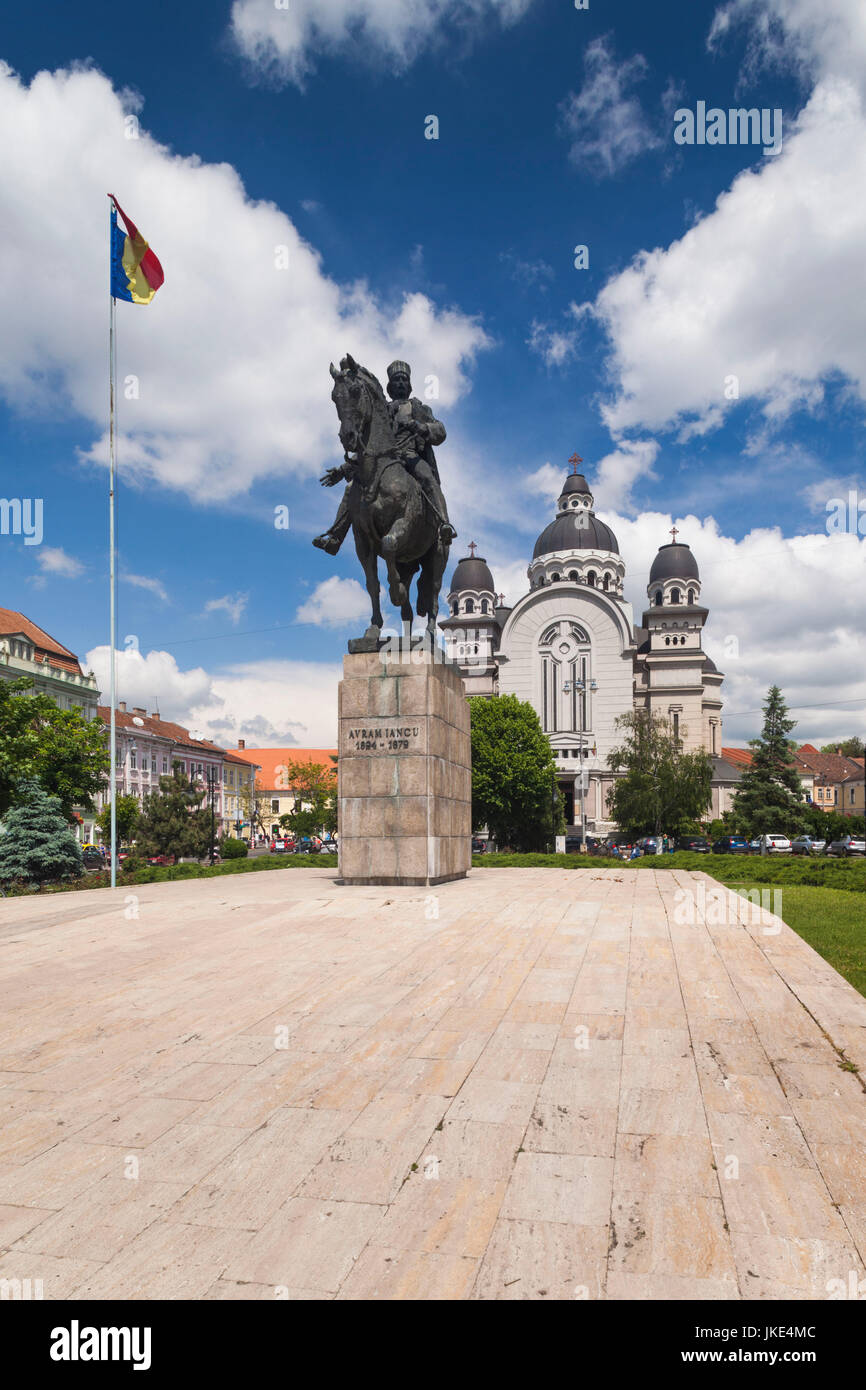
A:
0;866;865;1300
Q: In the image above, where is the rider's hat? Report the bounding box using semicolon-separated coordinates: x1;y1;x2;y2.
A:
386;360;411;381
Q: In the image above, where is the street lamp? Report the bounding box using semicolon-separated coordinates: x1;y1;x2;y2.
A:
561;675;598;849
206;766;218;865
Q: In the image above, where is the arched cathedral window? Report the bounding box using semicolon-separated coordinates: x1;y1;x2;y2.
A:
671;588;681;604
687;589;695;604
538;622;591;735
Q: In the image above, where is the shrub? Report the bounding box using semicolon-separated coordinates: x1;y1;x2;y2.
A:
220;836;248;859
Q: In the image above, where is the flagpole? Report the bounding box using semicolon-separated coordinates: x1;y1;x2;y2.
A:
109;198;118;889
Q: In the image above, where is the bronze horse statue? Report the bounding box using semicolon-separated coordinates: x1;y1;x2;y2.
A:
327;355;450;647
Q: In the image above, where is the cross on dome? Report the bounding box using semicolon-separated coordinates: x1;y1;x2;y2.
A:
670;526;679;543
569;453;583;474
468;540;477;558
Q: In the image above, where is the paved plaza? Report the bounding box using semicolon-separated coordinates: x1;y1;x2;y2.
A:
1;866;865;1300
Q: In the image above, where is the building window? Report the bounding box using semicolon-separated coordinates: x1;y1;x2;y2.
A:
271;799;279;813
587;571;596;587
551;573;560;583
465;598;474;614
130;750;137;769
654;591;662;606
603;574;610;591
567;571;578;582
688;588;695;604
162;758;168;773
671;588;681;604
480;599;488;614
672;711;680;742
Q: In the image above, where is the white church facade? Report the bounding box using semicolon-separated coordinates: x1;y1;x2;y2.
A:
440;465;737;835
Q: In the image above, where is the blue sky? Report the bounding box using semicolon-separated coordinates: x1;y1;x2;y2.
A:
0;0;864;746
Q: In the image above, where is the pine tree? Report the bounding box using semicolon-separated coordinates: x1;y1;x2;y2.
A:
0;778;84;889
730;686;808;836
135;767;212;860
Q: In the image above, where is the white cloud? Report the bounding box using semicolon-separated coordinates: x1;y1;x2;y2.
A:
582;7;866;437
204;592;249;625
558;37;661;177
609;512;866;743
230;0;534;87
523;463;563;506
124;572;169;602
709;0;866;97
0;62;491;505
295;575;370;628
593;439;659;512
86;644;341;747
34;546;83;579
527;320;578;368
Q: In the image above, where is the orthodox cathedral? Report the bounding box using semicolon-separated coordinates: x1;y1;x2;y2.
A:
440;463;735;835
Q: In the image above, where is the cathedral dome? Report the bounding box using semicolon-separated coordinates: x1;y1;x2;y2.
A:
533;513;619;560
449;553;495;596
649;542;700;583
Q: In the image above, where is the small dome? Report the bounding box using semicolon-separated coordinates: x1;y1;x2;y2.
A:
533;513;619;560
649;542;700;584
449;554;495;595
560;472;591;497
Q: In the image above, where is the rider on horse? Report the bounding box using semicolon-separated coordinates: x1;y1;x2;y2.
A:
313;360;457;555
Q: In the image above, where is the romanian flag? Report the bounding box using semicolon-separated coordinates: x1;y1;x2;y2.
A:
109;195;164;305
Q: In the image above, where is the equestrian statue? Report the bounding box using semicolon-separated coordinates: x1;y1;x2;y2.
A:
314;356;456;651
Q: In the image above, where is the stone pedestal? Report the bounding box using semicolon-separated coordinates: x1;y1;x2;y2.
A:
337;648;472;886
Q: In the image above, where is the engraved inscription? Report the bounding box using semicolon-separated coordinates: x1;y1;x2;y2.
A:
346;725;422;753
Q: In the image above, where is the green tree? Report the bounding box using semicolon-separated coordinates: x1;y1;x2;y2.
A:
95;794;140;847
819;737;864;758
607;711;712;838
135;766;211;859
729;686;808;836
0;778;83;889
0;677;109;818
469;695;562;851
278;758;338;838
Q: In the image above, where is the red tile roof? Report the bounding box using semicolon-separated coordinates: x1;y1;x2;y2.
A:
97;706;226;754
795;747;865;782
721;747;753;767
0;606;84;675
232;748;337;789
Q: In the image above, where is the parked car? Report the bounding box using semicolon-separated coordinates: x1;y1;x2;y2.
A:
636;836;664;855
790;835;826;856
711;835;750;855
605;838;638;858
82;847;105;870
471;837;487;854
295;836;322;854
759;834;793;855
675;835;710;853
146;854;176;866
269;838;292;854
319;836;338;854
827;835;866;857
